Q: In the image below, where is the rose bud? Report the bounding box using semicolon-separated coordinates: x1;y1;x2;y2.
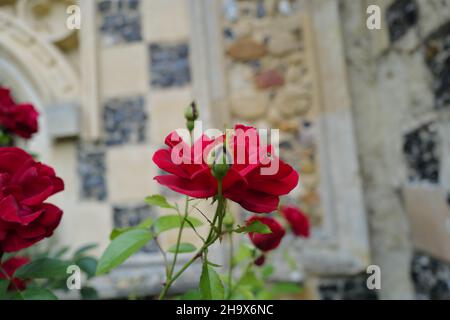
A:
254;255;266;267
247;216;285;252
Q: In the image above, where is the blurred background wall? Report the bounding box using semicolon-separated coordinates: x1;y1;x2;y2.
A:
0;0;449;299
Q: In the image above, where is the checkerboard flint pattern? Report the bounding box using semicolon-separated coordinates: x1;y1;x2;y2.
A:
78;0;193;245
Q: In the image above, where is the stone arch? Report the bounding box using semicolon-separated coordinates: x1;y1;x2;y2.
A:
0;11;79;158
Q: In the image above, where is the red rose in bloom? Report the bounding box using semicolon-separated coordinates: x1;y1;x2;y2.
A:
0;256;30;291
247;216;285;252
0;148;64;252
153;125;299;213
280;205;310;238
0;87;39;139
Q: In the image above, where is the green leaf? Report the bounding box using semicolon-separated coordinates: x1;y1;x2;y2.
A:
235;220;272;234
262;264;274;279
0;279;9;298
76;257;98;278
73;244;98;259
96;229;153;276
52;246;70;259
206;260;222;268
145;195;175;209
168;243;196;254
14;258;71;279
199;264;224;300
232;243;254;266
80;286;99;300
176;289;202;300
153;215;203;234
16;287;58;300
239;269;264;290
110;218;154;240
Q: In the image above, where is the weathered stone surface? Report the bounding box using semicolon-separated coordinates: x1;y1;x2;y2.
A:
274;86;311;117
230;91;268;120
227;37;267;61
268;31;299;56
254;69;285;89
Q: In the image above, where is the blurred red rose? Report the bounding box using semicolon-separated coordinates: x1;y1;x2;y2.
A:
280;205;310;238
247;216;285;251
0;147;64;252
0;256;30;291
0;87;39;139
153;124;299;213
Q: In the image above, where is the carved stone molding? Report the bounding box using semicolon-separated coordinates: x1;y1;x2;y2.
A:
16;0;78;50
0;11;79;104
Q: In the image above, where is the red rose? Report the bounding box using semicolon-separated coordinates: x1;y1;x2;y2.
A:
0;147;64;252
247;216;285;251
280;205;310;238
0;87;39;139
0;256;30;291
153;125;299;213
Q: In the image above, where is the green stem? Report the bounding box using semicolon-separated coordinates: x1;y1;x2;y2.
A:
226;233;234;299
228;261;253;299
168;197;189;278
159;183;226;300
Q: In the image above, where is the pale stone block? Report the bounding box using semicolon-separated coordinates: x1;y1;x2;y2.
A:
56;202;112;257
50;142;79;203
46;103;80;139
107;145;159;202
149;88;193;144
142;0;189;42
99;43;149;98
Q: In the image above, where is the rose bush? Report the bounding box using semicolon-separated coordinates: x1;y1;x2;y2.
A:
97;103;310;300
0;147;64;252
0;88;39;140
247;216;285;251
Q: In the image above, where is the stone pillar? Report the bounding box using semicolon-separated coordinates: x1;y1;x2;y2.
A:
338;0;415;299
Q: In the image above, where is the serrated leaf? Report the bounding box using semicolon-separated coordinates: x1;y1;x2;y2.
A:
96;229;153;276
200;264;224;300
14;258;71;279
235;220;272;234
73;244;98;259
154;215;203;234
15;287;58;300
109;217;154;240
145;195;175;209
168;243;196;254
76;257;97;278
